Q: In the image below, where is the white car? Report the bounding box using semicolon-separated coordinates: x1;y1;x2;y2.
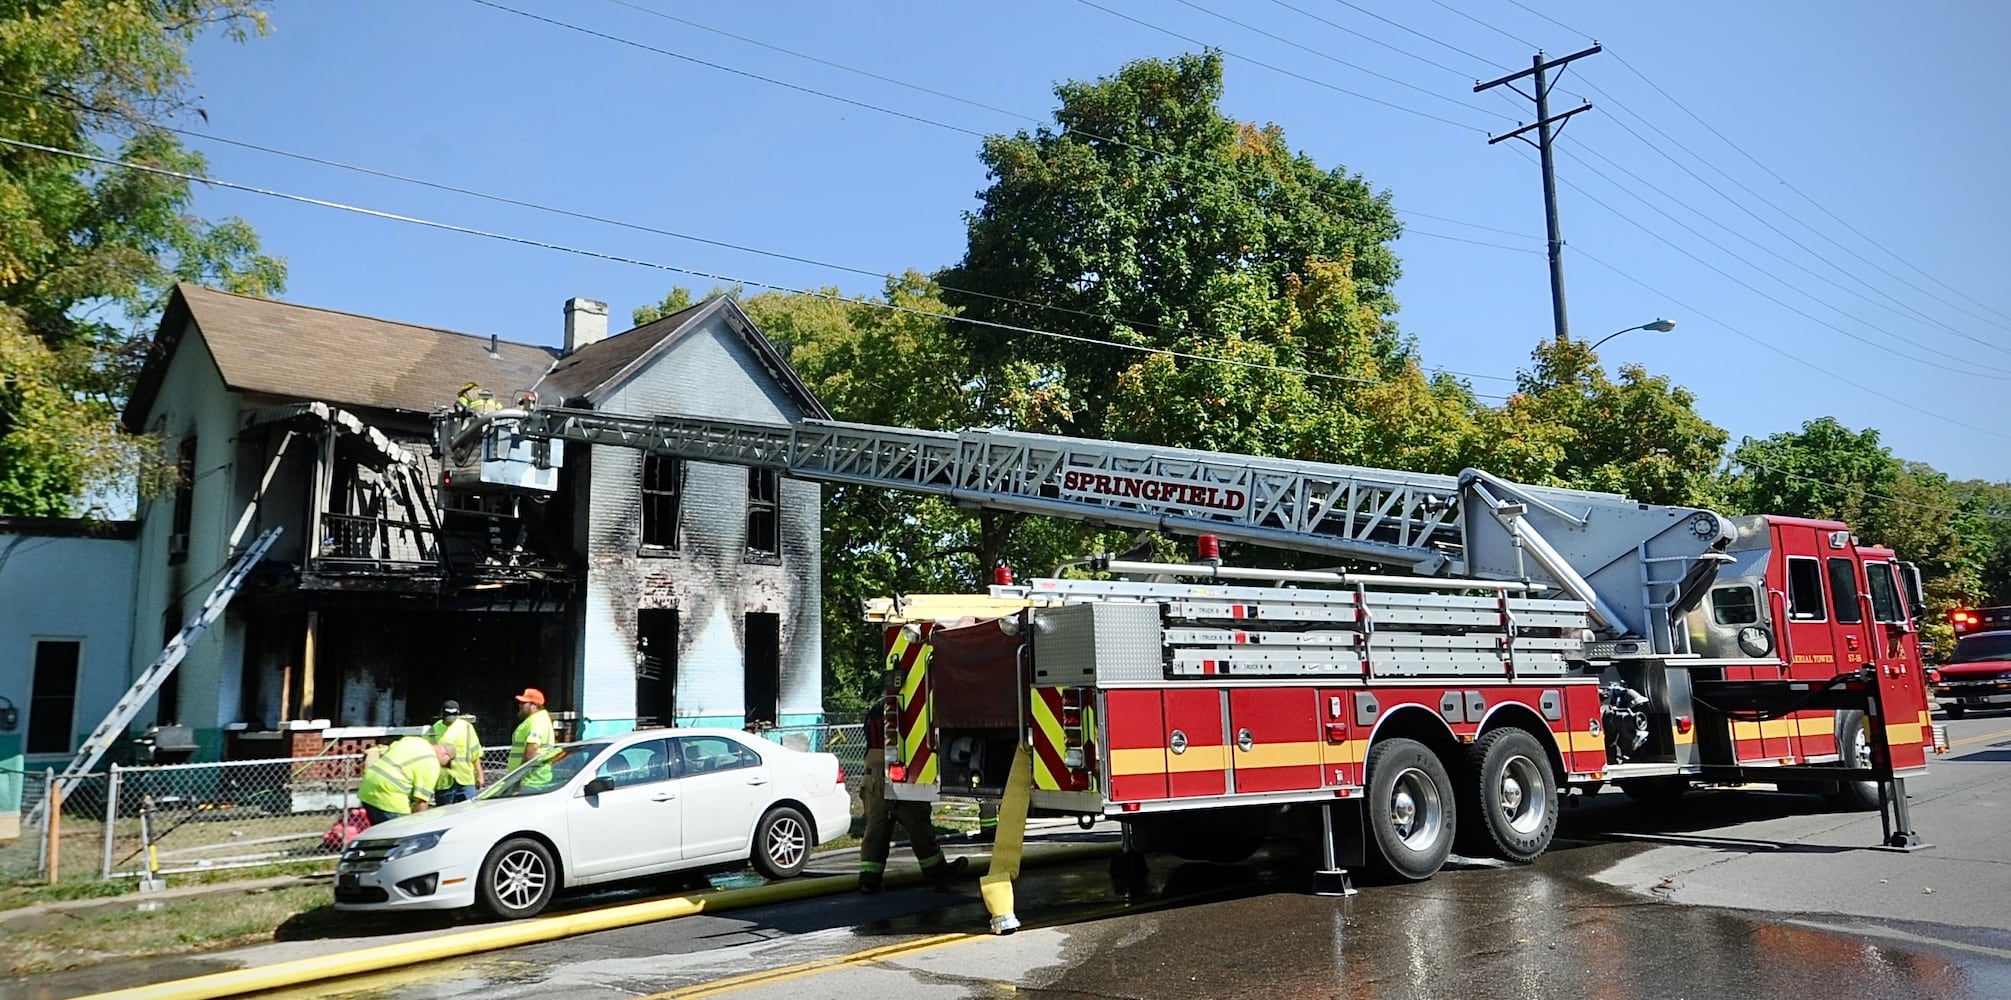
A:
334;727;851;919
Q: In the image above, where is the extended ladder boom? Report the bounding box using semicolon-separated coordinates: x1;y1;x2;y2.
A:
438;406;1734;648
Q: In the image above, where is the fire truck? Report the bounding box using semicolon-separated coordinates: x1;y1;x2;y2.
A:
437;401;1944;908
1930;605;2011;717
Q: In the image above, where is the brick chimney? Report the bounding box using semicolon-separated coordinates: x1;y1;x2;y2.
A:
564;297;609;352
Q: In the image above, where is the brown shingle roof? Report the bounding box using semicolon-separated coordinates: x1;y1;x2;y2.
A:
541;298;712;404
125;285;559;428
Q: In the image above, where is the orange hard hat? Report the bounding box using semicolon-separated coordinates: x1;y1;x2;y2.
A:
514;687;546;706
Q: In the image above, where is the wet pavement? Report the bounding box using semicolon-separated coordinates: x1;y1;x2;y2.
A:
208;832;2011;1000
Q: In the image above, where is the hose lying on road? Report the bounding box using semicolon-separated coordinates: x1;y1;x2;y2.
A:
77;841;1119;1000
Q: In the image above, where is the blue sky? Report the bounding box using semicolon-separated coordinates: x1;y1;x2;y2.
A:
180;1;2011;480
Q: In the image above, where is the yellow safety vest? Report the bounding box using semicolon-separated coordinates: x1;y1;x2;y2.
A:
428;717;483;788
508;709;555;785
359;736;442;815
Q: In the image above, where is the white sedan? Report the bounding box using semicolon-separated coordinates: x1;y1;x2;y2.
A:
334;727;851;919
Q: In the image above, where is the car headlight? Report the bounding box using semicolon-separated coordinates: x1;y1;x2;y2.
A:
385;830;446;862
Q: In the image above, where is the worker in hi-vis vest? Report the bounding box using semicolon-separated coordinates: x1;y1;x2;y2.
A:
359;736;454;825
427;700;484;805
508;687;556;786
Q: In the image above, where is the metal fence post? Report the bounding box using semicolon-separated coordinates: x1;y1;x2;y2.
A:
102;764;121;880
43;768;60;885
35;768;51;881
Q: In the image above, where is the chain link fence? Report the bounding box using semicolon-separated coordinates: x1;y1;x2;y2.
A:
101;755;364;879
756;724;867;793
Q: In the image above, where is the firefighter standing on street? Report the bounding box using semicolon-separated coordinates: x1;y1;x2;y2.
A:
858;691;968;893
508;688;556;786
359;735;453;825
427;700;484;804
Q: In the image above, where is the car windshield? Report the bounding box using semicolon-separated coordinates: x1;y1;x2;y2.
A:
1952;633;2011;663
480;741;610;799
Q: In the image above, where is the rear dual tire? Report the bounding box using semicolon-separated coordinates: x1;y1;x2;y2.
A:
1365;739;1457;881
1454;729;1558;864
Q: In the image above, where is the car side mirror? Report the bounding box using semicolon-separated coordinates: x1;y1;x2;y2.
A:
583;776;614;797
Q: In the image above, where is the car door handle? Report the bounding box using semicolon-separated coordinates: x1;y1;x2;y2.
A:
651;792;677;802
746;776;769;786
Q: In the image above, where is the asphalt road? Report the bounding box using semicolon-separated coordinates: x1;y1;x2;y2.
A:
222;714;2011;1000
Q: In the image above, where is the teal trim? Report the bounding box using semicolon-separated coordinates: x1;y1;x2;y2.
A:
0;733;21;813
777;711;827;728
193;728;224;763
580;718;638;739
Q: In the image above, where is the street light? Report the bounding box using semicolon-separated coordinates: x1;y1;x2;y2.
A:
1588;318;1676;351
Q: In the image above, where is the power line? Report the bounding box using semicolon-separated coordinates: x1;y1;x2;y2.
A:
1480;1;2011;334
1557;147;2011;380
1497;0;1588;42
0;134;1520;401
1602;48;2011;331
584;0;1541;242
1326;0;1508;73
1259;0;1476;80
1167;0;1514;122
1569;79;2011;355
1567;243;2011;441
9;85;1535;387
1427;0;1537;51
1065;0;1493;132
1566;138;2011;365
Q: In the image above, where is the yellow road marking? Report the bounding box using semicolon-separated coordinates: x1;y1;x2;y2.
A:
1950;726;2011;749
645;933;975;999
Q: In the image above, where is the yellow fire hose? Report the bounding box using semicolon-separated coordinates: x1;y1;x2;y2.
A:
979;741;1035;934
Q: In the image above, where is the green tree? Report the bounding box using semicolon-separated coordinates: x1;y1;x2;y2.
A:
1503;338;1729;506
0;0;284;516
938;52;1403;446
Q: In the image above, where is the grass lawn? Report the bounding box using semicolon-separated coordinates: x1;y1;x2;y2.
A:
0;882;334;975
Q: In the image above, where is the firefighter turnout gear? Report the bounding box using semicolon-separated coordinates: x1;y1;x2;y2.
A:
859;700;968;893
359;736;451;824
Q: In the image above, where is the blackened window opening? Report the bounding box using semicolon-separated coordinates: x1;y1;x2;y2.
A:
641;455;682;549
746;469;779;557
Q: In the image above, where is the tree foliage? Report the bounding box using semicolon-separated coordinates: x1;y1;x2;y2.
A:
0;0;284;516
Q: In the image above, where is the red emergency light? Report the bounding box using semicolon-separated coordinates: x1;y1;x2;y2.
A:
1196;534;1221;563
1952;609;1981;634
994;564;1015;586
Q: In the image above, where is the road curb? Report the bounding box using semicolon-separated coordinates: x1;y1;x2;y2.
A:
76;840;1119;1000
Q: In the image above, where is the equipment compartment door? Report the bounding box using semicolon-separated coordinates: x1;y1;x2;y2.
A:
1164;689;1228;798
1104;689;1168;802
1227;688;1323;794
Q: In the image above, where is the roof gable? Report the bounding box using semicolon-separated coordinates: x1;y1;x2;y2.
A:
126;285;560;429
543;296;829;419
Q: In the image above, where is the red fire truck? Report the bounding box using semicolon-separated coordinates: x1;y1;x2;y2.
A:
440;403;1945;916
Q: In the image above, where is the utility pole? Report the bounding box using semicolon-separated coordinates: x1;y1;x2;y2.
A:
1476;44;1601;342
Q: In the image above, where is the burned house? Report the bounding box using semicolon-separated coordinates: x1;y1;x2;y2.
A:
117;285;825;759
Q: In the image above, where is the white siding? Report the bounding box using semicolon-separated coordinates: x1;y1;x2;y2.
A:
0;531;138;764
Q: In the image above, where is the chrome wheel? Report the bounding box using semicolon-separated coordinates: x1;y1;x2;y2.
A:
765;815;807;871
492;846;549;911
1388;765;1444;851
1498;753;1550;835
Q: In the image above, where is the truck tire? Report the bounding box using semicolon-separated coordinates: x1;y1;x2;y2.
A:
1365;738;1457;881
1456;729;1558;863
1824;710;1883;812
1943;704;1965;720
